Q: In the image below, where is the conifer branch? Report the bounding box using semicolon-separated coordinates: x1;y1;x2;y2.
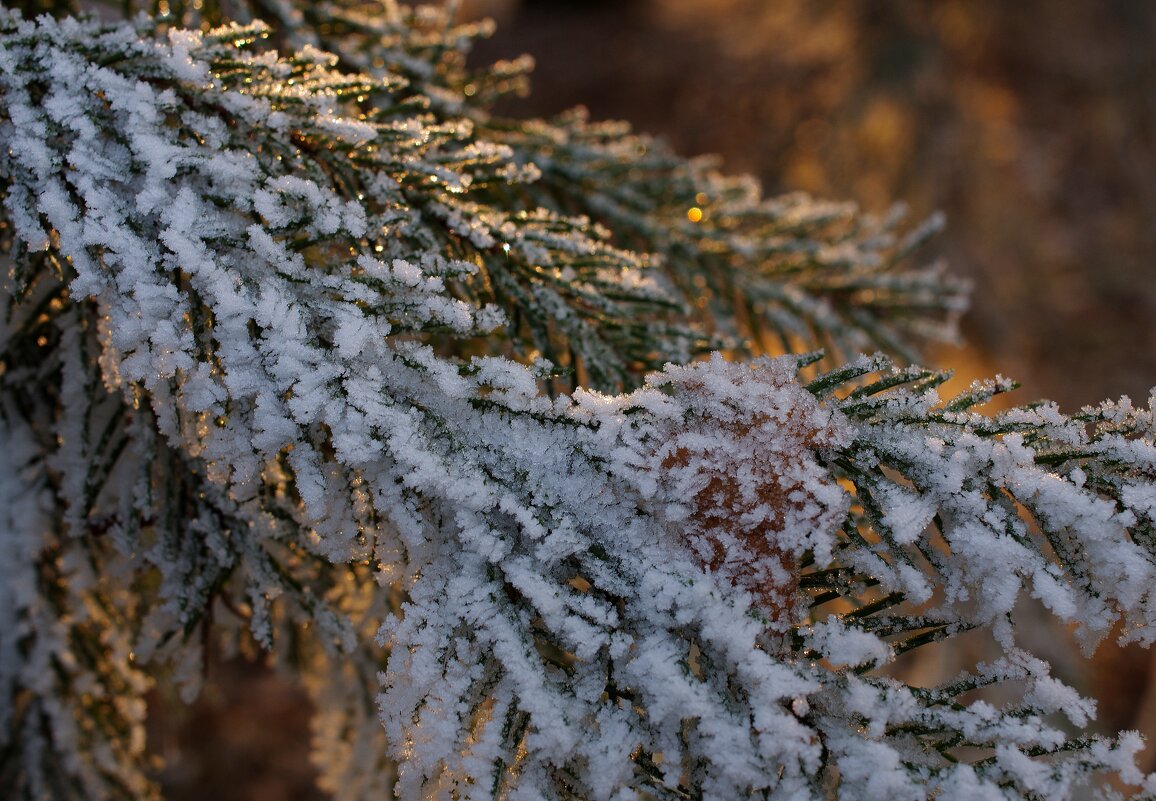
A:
0;6;1154;801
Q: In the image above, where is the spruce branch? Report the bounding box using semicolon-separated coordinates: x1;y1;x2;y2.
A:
0;6;1155;801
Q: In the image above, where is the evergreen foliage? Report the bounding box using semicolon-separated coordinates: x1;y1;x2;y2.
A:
0;2;1153;799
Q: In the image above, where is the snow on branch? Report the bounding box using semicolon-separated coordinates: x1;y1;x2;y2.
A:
0;6;1155;801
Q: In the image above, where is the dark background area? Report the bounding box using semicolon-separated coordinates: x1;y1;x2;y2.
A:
162;1;1156;797
471;0;1156;412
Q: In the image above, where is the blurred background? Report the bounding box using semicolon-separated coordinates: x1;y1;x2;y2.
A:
162;1;1156;797
468;0;1156;412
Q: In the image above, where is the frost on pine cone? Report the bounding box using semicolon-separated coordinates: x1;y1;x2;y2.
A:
1;2;1156;801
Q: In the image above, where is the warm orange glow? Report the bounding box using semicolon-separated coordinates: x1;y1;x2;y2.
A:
686;206;703;223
